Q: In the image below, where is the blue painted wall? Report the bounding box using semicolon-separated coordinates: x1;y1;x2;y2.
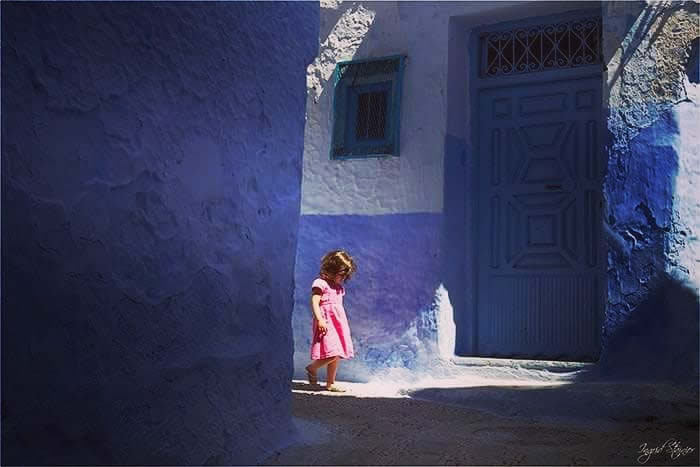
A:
1;1;318;464
292;213;443;380
600;101;700;384
597;3;700;386
294;1;700;388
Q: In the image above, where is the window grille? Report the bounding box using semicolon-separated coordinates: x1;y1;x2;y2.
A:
356;90;387;140
330;55;406;159
481;17;602;77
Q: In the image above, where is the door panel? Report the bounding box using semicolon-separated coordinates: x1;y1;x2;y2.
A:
476;77;603;361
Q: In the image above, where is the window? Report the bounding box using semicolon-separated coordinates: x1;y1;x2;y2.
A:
481;17;602;78
330;55;406;159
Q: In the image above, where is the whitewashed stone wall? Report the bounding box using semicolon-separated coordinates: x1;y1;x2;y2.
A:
294;0;602;381
296;0;699;388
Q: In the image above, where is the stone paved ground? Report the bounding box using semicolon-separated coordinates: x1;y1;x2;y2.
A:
261;378;699;466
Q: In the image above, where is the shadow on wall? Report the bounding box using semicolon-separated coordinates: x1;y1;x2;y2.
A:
443;1;700;370
597;273;699;386
442;134;469;356
297;1;699;386
602;104;683;350
599;0;699;379
1;1;317;465
686;37;699;83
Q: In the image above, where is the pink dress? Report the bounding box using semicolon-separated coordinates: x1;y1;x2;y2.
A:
310;277;354;360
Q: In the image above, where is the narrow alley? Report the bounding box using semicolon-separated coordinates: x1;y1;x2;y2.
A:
266;364;698;466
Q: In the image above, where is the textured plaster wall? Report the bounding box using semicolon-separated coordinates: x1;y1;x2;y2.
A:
302;0;448;216
295;0;450;382
293;214;443;382
1;2;317;464
297;0;699;385
295;1;592;380
599;0;699;383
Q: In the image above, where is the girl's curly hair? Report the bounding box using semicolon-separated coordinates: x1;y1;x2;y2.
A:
320;250;357;281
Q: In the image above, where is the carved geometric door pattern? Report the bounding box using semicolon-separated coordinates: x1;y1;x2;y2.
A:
476;77;603;361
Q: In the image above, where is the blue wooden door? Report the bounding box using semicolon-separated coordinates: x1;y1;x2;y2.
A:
476;77;603;361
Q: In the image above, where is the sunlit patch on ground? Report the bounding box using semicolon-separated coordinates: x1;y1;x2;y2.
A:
275;367;699;466
293;374;574;399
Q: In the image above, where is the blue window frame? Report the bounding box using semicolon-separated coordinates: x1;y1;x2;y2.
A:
330;55;406;160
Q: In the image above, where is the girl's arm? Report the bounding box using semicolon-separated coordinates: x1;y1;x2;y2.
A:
310;288;324;322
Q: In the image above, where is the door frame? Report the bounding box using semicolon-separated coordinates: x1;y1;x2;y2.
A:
466;6;607;358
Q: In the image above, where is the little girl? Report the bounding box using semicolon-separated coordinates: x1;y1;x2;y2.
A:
305;249;357;392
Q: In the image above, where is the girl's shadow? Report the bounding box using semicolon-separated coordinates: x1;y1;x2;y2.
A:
291;381;326;392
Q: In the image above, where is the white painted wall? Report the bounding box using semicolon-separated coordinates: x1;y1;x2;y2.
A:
296;1;611;382
299;0;698;384
302;0;597;216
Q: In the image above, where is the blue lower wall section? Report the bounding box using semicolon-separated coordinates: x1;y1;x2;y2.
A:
600;102;699;384
293;102;698;386
292;213;444;381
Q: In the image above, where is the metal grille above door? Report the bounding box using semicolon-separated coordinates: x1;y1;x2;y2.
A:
468;10;605;362
480;17;602;77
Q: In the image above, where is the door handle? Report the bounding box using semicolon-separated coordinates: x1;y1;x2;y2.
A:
545;184;562;190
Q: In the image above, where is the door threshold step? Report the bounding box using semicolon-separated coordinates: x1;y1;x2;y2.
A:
449;356;599;382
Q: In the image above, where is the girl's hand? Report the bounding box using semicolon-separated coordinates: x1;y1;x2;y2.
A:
316;319;328;335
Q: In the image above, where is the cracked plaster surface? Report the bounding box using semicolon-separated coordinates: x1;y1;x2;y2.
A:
600;1;699;381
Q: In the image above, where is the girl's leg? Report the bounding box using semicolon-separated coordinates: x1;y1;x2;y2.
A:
325;356;340;387
306;356;337;376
